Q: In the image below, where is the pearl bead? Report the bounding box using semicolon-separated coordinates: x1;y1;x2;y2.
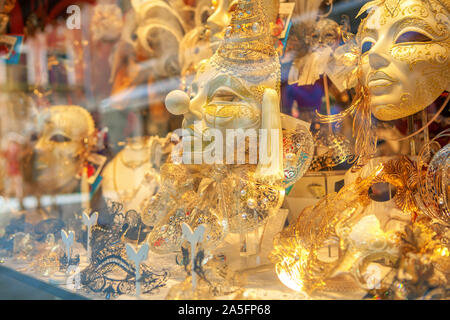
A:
286;153;295;160
165;90;190;115
247;198;256;209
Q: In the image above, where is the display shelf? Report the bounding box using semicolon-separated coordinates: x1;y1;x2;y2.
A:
0;250;366;300
0;264;88;300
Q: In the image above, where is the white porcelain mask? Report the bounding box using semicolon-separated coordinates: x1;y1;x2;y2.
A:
165;0;284;181
188;60;279;132
35;106;96;194
357;0;450;121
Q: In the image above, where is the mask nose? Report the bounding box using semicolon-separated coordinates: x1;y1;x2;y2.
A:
35;138;46;152
368;52;390;70
165;90;190;115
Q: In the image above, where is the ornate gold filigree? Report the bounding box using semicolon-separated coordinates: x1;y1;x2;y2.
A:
271;157;424;294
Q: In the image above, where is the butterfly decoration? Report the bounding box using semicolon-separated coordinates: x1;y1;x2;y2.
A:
61;230;75;260
126;243;149;297
181;223;206;289
59;229;79;271
82;211;98;261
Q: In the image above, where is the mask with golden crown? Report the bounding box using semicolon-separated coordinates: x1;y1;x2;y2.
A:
166;0;285;182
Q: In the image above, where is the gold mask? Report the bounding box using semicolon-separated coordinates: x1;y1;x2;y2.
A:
357;0;450;120
271;157;420;295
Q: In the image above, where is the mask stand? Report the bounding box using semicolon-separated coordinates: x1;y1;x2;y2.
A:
323;74;333;133
81;165;90;212
407;114;416;157
239;223;259;270
238;208;290;270
322;71;343;260
421;109;430;154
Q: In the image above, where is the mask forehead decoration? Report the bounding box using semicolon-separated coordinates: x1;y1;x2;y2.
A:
210;0;280;93
207;0;239;36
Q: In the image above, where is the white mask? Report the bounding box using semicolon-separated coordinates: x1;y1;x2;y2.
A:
35;106;96;194
357;0;450;120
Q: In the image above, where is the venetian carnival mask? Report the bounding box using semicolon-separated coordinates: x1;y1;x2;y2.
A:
166;0;284;183
35;106;96;194
357;0;450;121
308;18;341;51
271;157;421;295
317;0;450;168
289;17;343;86
194;0;215;28
187;55;280;133
168;0;280;132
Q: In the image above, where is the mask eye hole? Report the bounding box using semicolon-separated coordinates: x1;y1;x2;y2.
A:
211;88;241;102
361;41;374;54
50;134;71;143
368;182;397;202
395;31;432;44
